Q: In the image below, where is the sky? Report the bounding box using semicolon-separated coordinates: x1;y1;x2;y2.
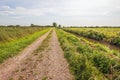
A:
0;0;120;26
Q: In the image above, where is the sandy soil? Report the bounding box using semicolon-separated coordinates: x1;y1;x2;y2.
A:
0;29;74;80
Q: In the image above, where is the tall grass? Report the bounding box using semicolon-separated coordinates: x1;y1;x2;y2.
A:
0;27;45;42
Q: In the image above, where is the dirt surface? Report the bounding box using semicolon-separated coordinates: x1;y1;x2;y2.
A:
0;30;51;80
0;29;74;80
46;30;74;80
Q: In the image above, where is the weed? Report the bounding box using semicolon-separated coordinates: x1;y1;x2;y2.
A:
21;68;26;72
42;77;48;80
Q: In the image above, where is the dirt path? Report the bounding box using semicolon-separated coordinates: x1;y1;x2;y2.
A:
0;29;74;80
46;30;74;80
0;30;51;80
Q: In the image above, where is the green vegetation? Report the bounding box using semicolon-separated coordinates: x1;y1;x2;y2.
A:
56;29;120;80
42;77;48;80
63;28;120;46
0;26;120;80
0;27;45;42
0;27;50;63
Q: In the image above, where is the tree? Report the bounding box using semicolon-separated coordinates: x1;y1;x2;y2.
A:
58;24;61;28
16;25;20;27
53;22;57;27
30;24;34;27
7;25;15;27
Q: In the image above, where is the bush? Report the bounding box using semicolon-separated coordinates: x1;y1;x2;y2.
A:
93;53;112;74
110;37;120;46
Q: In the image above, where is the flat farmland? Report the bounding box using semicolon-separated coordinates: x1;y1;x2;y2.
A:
0;27;120;80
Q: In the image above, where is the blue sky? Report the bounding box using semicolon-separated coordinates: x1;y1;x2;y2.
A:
0;0;120;26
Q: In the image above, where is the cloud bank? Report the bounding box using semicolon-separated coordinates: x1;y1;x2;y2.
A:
0;0;120;26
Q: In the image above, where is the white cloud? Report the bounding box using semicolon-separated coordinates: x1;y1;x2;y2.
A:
0;0;120;17
0;6;45;17
2;6;10;9
116;6;120;9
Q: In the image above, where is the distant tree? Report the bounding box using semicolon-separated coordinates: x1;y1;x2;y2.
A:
53;22;57;27
58;25;61;28
7;25;15;27
45;25;52;27
30;24;34;27
16;25;20;27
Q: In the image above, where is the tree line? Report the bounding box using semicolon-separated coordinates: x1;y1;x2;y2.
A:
0;22;62;28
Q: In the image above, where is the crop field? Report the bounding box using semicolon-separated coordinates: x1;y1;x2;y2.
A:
57;29;120;80
0;27;120;80
63;28;120;47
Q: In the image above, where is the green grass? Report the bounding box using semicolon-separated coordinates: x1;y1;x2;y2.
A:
42;77;48;80
56;29;120;80
0;28;50;63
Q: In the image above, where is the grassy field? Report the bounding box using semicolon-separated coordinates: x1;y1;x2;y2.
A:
0;27;50;63
0;27;46;43
63;28;120;46
57;29;120;80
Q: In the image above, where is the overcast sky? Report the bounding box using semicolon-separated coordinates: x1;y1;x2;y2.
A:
0;0;120;26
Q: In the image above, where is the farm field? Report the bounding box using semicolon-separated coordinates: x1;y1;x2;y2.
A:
57;29;120;80
1;0;120;80
63;28;120;47
0;27;120;80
